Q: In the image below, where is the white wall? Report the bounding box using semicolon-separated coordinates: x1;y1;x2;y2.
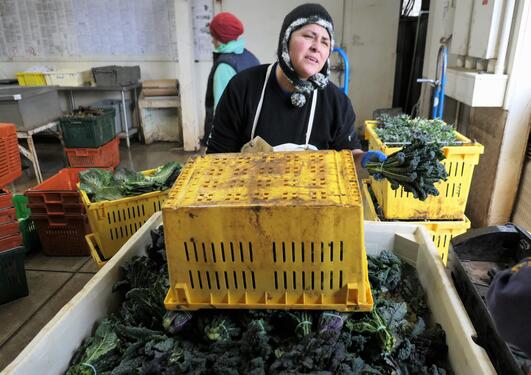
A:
1;0;399;144
219;0;399;132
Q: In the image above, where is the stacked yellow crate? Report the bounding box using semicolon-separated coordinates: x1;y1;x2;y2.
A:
364;120;484;264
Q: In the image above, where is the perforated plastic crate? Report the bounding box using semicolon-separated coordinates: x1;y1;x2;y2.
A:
0;189;13;210
33;215;90;256
365;120;484;220
0;233;23;252
362;180;470;265
162;151;371;312
44;70;93;87
60;107;116;148
16;72;47;86
65;137;120;168
79;168;168;261
0;123;22;187
0;246;29;305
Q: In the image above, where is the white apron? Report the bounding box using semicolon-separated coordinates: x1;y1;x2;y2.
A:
241;63;318;153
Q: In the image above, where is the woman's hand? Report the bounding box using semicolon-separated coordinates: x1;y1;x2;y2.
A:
361;150;387;168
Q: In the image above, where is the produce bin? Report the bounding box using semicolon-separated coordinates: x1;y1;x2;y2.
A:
0;233;23;252
0;208;17;224
85;233;106;268
13;195;41;253
0;246;29;305
0;221;20;240
0;87;62;131
91;99;133;134
25;168;88;216
43;70;93;87
163;151;369;312
362;180;471;265
449;224;531;375
33;214;90;256
60;107;116;148
92;65;140;86
0;123;22;186
2;213;495;374
65;137;120;168
365;120;484;220
0;189;13;210
16;72;47;86
18;217;40;253
79;168;168;261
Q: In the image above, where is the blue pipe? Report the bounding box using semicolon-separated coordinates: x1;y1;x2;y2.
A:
332;47;349;95
432;45;448;119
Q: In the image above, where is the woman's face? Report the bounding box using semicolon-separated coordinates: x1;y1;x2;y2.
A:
288;24;331;80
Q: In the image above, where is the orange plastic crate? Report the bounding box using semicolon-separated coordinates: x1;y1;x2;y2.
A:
0;233;23;252
33;215;90;256
0;124;22;187
0;221;20;239
26;168;90;216
0;208;17;225
65;137;120;168
0;189;13;210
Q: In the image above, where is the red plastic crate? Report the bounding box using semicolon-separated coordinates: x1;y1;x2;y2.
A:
33;215;90;256
0;208;17;224
0;221;20;239
0;189;13;210
26;167;112;216
0;123;22;187
65;137;120;168
0;233;23;252
26;168;96;218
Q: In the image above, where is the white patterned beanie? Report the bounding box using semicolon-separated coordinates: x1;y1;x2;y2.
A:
277;3;335;107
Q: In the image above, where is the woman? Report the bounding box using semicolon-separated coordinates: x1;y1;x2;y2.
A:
206;3;384;167
203;12;260;145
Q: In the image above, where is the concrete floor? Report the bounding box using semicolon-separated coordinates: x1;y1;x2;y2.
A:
0;136;198;371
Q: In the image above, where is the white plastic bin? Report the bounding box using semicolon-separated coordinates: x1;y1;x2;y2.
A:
3;213;495;374
44;70;93;87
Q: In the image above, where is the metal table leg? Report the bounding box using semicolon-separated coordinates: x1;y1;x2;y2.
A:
26;135;43;183
121;90;130;149
69;90;75;111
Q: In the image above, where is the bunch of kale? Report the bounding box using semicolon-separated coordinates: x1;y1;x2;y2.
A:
375;114;457;145
66;228;450;375
365;137;448;201
79;162;181;202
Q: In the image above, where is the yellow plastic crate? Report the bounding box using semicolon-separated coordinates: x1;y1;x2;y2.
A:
79;168;168;261
362;179;470;265
365;120;484;220
163;151;372;312
86;233;106;268
16;72;47;86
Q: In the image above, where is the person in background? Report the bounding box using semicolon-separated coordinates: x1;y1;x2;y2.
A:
202;12;260;145
206;3;385;168
487;257;531;357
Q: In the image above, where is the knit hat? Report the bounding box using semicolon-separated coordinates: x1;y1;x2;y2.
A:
209;12;244;44
277;3;335;107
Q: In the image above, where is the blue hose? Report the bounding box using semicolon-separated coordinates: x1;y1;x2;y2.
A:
332;47;350;95
432;45;447;119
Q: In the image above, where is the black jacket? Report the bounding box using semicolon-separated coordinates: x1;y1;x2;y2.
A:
206;63;359;153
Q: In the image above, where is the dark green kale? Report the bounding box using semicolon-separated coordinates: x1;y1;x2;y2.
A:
66;229;451;375
79;162;181;202
366;137;448;201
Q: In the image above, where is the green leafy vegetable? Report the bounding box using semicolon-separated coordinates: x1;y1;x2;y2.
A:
66;228;450;374
375;114;457;144
366;137;448;201
79;162;181;202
